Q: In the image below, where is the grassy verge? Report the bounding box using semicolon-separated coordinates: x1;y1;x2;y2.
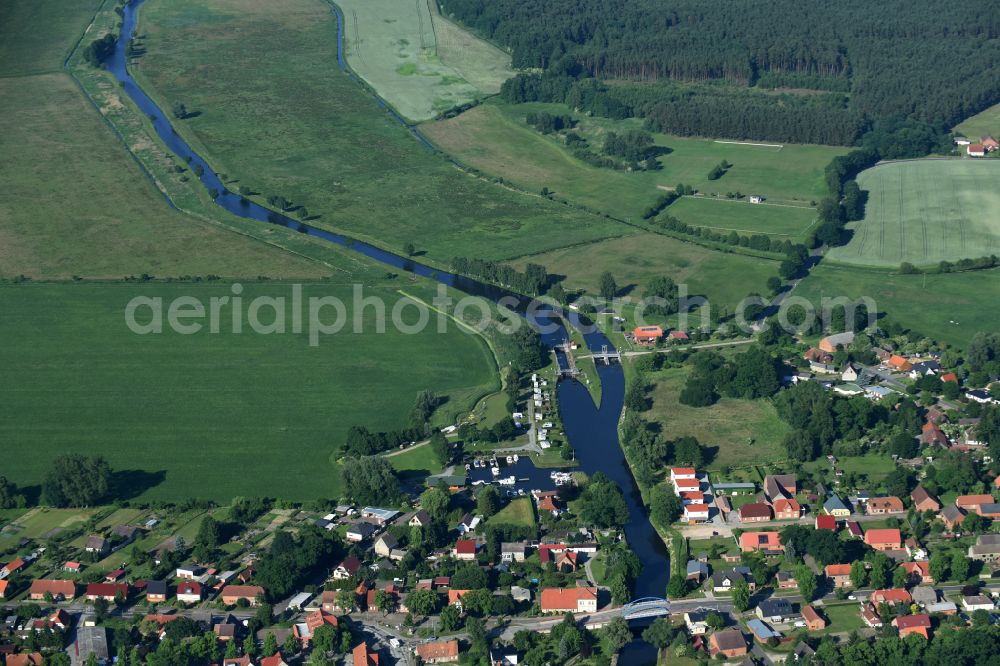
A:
488;496;536;529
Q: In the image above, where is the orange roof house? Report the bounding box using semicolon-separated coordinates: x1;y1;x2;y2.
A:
539;587;598;613
352;642;379;666
887;355;912;372
415;640;459;664
5;653;43;666
893;613;931;639
867;496;905;515
220;585;265;606
739;531;782;553
941;372;959;384
911;485;940;513
801;605;826;630
633;326;663;345
864;528;902;551
956;494;995;511
29;579;77;601
773;498;801;519
870;588;912;605
901;561;932;585
825;564;853;587
447;589;472;606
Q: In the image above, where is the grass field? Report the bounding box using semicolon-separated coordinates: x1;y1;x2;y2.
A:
955;102;1000;142
0;281;497;501
428;2;513;94
422;101;846;223
0;0;102;76
793;262;1000;349
826;159;1000;267
666;196;818;238
337;0;498;121
641;365;790;471
488;497;536;529
133;0;624;264
385;443;445;477
509;233;780;320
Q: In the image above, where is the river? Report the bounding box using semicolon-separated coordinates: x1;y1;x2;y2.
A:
108;0;668;627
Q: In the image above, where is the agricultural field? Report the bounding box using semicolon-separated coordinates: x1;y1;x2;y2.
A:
955;101;1000;142
338;0;513;121
422;101;846;223
665;196;818;238
826;159;1000;267
793;263;1000;349
0;281;498;502
641;365;791;471
132;0;625;265
509;233;780;322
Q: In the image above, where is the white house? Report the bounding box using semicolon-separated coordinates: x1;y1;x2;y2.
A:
749;195;764;204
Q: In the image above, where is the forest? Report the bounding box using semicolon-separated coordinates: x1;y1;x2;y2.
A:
442;0;1000;144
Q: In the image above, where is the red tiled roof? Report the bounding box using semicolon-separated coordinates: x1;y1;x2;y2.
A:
539;587;597;611
864;528;902;546
825;564;852;577
415;640;459;661
455;539;477;555
815;515;837;530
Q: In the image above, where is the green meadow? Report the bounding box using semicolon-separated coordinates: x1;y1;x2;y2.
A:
509;233;780;316
0;281;497;501
422;101;846;224
665;196;818;238
955;101;1000;142
794;263;1000;349
132;0;626;266
826;159;1000;267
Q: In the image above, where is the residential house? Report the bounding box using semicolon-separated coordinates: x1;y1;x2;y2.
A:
633;326;663;345
870;588;912;606
220;585;265;606
84;537;110;557
861;603;883;628
911;586;938;607
842;363;860;382
686;560;709;584
815;515;837;531
756;598;794;623
63;562;82;574
920;422;949;447
555;551;578;572
825;564;853;588
819;332;855;353
941;505;967;531
293;610;338;645
901;562;932;585
927;601;959;615
846;520;864;538
683;503;710;522
984;135;1000;151
456;513;481;535
345;521;377;543
969;143;987;157
670;467;697;483
111;525;142;546
956;494;995;513
176;581;202;604
763;474;797;502
29;579;77;602
941;372;960;384
352;641;380;666
911;486;941;513
213;622;237;642
501;542;528;563
776;571;797;589
968;534;1000;562
415;640;459;664
333;556;362;580
739;531;782;554
979;503;1000;519
711;567;755;593
374;534;398;559
259;656;289;666
408;510;431;528
674;478;701;495
669;330;690;342
774;498;801;520
739;503;773;523
0;579;7;599
708;628;747;659
962;595;994;612
4;655;43;666
804;348;836;374
453;539;477;561
966;389;995;404
747;618;781;643
85;583;128;602
539;587;598;613
824;495;851;517
909;361;940;378
175;564;204;580
802;605;826;631
360;507;399;525
684;610;710;635
867;496;905;515
865;528;902;551
893;614;931;639
145;580;168;603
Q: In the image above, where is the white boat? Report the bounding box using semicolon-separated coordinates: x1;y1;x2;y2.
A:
491;466;501;476
498;476;516;486
512;454;519;462
506;456;514;464
465;463;471;471
473;459;480;468
517;488;525;496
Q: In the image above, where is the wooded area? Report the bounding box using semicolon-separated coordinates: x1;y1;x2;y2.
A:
442;0;1000;144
